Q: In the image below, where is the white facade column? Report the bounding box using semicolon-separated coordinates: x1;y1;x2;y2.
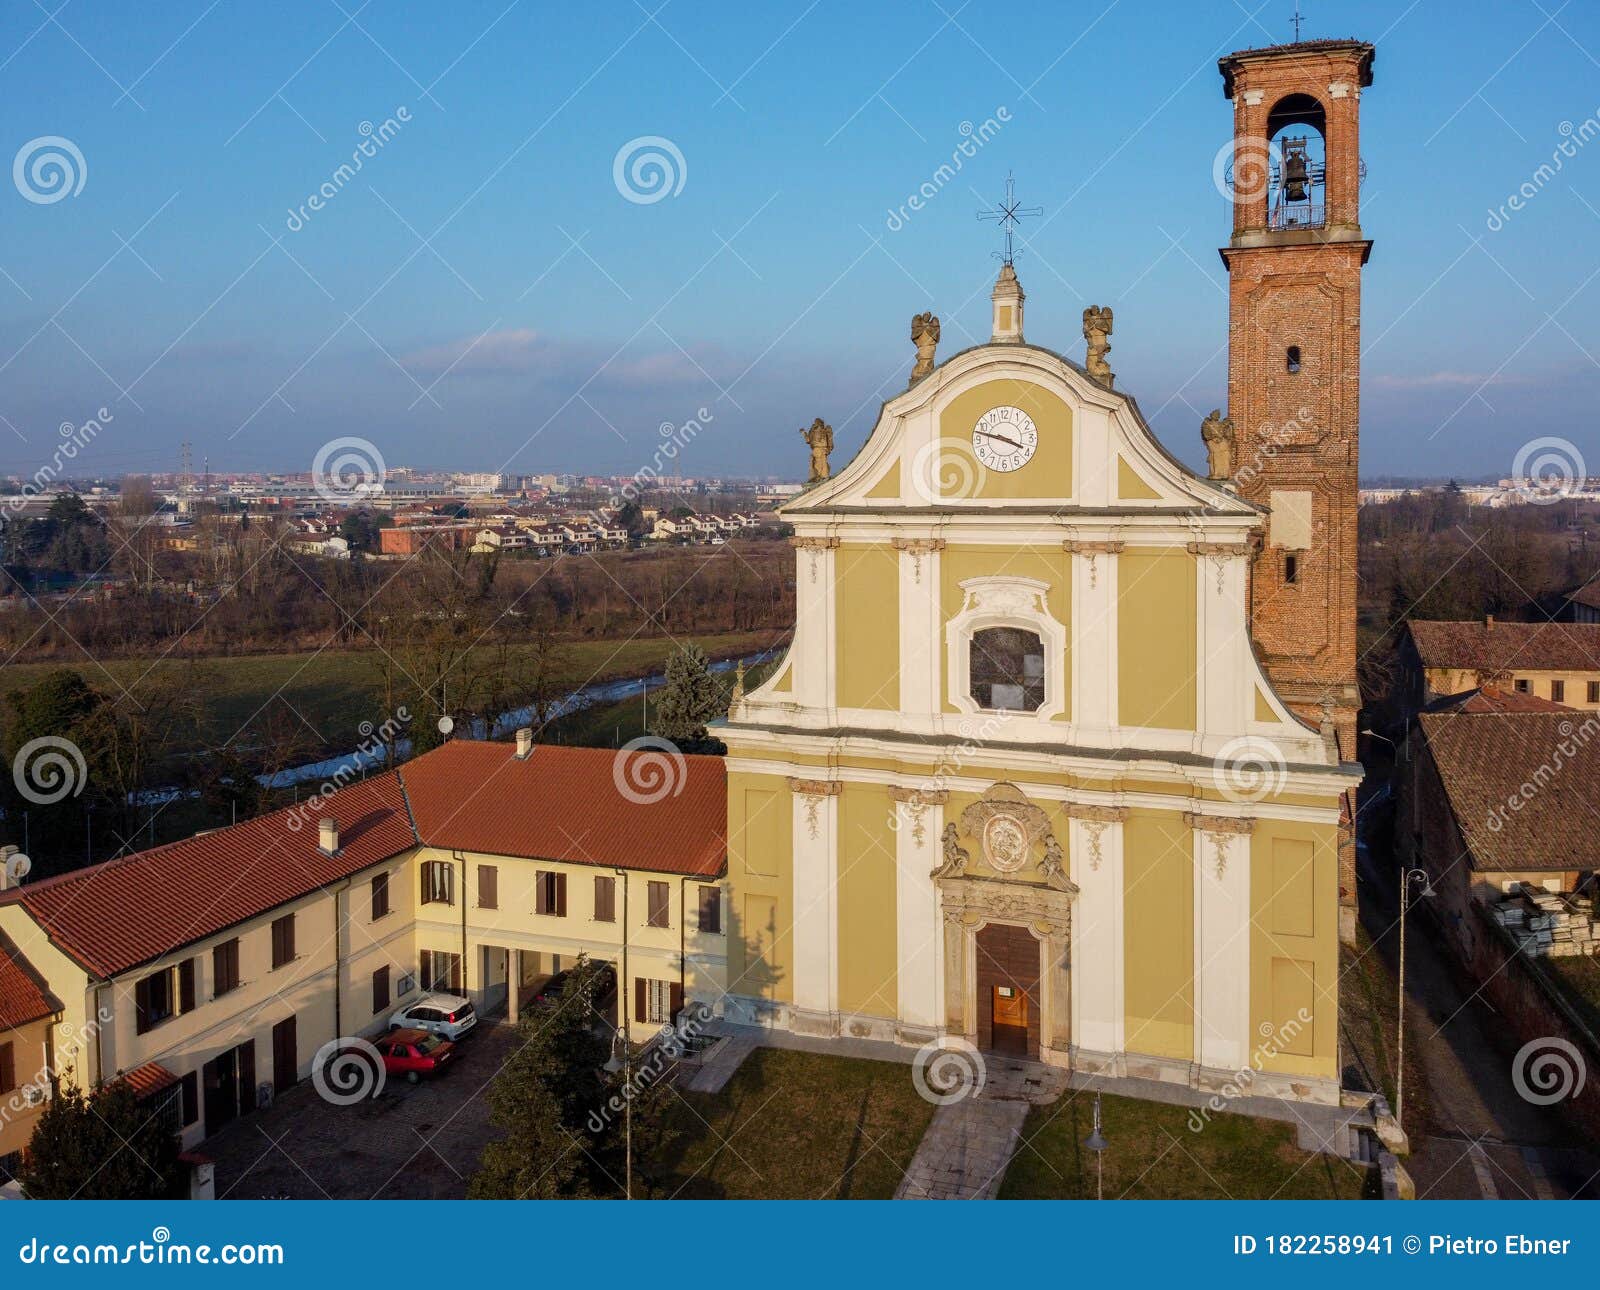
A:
889;789;944;1033
1068;807;1127;1060
791;537;838;715
1066;540;1121;734
894;538;945;720
1190;542;1251;740
1186;813;1254;1073
788;778;841;1032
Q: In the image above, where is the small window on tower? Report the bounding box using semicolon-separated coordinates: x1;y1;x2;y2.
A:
1284;553;1300;585
1286;346;1302;374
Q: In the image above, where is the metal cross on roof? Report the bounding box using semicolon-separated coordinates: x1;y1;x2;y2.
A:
1291;1;1305;41
976;172;1042;266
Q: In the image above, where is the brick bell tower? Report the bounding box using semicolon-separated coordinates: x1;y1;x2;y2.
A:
1219;39;1374;944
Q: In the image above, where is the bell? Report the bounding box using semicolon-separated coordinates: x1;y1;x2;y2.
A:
1283;150;1309;202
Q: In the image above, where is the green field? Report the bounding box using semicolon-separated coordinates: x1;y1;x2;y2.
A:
0;631;786;754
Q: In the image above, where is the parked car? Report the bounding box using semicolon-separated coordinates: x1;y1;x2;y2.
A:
389;992;478;1041
526;963;616;1012
374;1028;456;1084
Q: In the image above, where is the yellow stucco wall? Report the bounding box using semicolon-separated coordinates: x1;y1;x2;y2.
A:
1250;819;1339;1080
940;543;1072;719
1117;456;1162;500
835;543;900;711
1123;809;1194;1060
936;379;1073;500
1118;549;1197;731
726;772;793;1005
835;783;898;1019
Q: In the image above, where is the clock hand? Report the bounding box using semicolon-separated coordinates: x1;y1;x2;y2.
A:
976;429;1023;450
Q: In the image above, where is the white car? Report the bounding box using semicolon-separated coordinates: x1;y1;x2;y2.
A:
389;992;478;1041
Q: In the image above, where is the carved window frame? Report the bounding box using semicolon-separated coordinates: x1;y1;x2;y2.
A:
945;575;1067;722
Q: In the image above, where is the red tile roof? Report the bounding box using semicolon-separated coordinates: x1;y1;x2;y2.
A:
0;930;58;1030
0;775;417;979
1408;619;1600;675
1429;685;1571;714
1566;580;1600;612
117;1061;178;1100
1419;711;1600;871
400;740;727;877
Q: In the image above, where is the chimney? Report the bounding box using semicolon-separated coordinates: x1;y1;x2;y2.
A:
318;818;339;855
515;727;533;759
1486;614;1494;628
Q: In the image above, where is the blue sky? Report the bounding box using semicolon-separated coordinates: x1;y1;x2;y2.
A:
0;0;1596;482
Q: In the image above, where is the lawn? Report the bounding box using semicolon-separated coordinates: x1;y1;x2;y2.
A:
998;1091;1376;1200
1541;954;1600;1038
0;630;783;754
657;1048;937;1199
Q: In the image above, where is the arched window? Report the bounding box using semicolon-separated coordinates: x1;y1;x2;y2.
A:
1266;93;1327;230
969;627;1045;712
1286;345;1302;374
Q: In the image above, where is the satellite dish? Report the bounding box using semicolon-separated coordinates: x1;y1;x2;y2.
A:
5;852;32;884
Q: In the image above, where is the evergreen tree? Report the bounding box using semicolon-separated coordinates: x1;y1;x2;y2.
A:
19;1080;184;1199
652;644;726;754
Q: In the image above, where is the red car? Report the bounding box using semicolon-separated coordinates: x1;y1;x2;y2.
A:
375;1028;456;1083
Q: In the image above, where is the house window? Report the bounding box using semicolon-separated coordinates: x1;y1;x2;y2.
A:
594;875;616;923
1515;678;1530;694
180;1071;199;1127
697;885;721;934
647;881;671;929
536;871;568;917
213;939;241;997
0;1042;14;1095
419;950;462;993
1589;681;1600;704
1284;553;1300;585
134;968;175;1034
271;914;296;970
635;977;682;1025
372;966;391;1014
968;627;1045;712
371;872;390;920
1550;679;1565;703
478;864;498;910
178;957;196;1013
1286;345;1302;374
421;860;455;906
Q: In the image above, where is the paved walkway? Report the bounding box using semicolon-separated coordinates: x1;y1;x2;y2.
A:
680;1033;760;1094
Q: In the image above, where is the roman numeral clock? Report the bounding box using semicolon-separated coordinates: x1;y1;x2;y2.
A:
971;404;1037;472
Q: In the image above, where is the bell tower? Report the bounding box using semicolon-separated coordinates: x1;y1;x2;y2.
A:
1219;38;1374;944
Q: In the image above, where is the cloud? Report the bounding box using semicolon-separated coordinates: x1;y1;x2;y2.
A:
1368;369;1533;390
401;328;546;374
400;327;711;389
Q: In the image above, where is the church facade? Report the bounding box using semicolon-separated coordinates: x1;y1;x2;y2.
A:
720;38;1373;1103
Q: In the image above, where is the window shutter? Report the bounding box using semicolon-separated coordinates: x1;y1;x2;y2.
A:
373;966;390;1013
0;1042;14;1094
372;872;389;919
556;874;567;917
634;977;647;1024
479;864;497;909
239;1040;256;1112
450;954;463;993
670;982;684;1020
535;873;548;915
180;1071;199;1127
178;958;196;1013
135;979;151;1035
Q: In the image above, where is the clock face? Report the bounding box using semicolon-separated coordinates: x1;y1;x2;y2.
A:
971;405;1038;473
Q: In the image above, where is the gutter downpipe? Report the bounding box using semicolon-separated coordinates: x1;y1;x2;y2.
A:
615;867;630;1046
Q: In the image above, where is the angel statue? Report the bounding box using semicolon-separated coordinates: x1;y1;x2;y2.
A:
800;417;834;484
910;311;941;385
1082;305;1114;387
1200;409;1236;481
931;822;970;880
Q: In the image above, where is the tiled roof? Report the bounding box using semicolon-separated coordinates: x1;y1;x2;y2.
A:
0;775;417;979
1426;685;1571;714
1566;580;1600;612
0;930;58;1030
117;1061;178;1100
1419;711;1600;872
400;740;727;877
1407;619;1600;675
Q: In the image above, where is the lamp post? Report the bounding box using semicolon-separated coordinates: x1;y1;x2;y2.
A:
1396;866;1434;1134
1083;1091;1108;1200
603;1027;633;1200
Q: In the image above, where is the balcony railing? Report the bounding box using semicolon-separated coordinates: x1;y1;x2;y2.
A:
1269;204;1325;231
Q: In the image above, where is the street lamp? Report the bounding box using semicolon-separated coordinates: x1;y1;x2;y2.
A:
1396;866;1435;1134
603;1027;633;1200
1083;1091;1108;1200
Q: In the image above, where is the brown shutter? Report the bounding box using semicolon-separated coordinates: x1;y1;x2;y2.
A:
135;979;151;1035
479;865;497;909
670;982;683;1020
178;958;196;1013
180;1071;199;1127
273;1016;297;1093
372;872;389;919
595;876;614;922
556;874;567;917
239;1040;256;1115
634;977;647;1024
0;1042;14;1094
451;954;463;992
535;873;548;915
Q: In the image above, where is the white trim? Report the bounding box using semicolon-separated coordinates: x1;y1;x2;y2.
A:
944;575;1068;723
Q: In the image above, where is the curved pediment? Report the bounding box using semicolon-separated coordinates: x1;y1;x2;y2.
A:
783;343;1257;517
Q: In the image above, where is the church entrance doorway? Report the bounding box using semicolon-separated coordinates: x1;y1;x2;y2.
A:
974;922;1041;1059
